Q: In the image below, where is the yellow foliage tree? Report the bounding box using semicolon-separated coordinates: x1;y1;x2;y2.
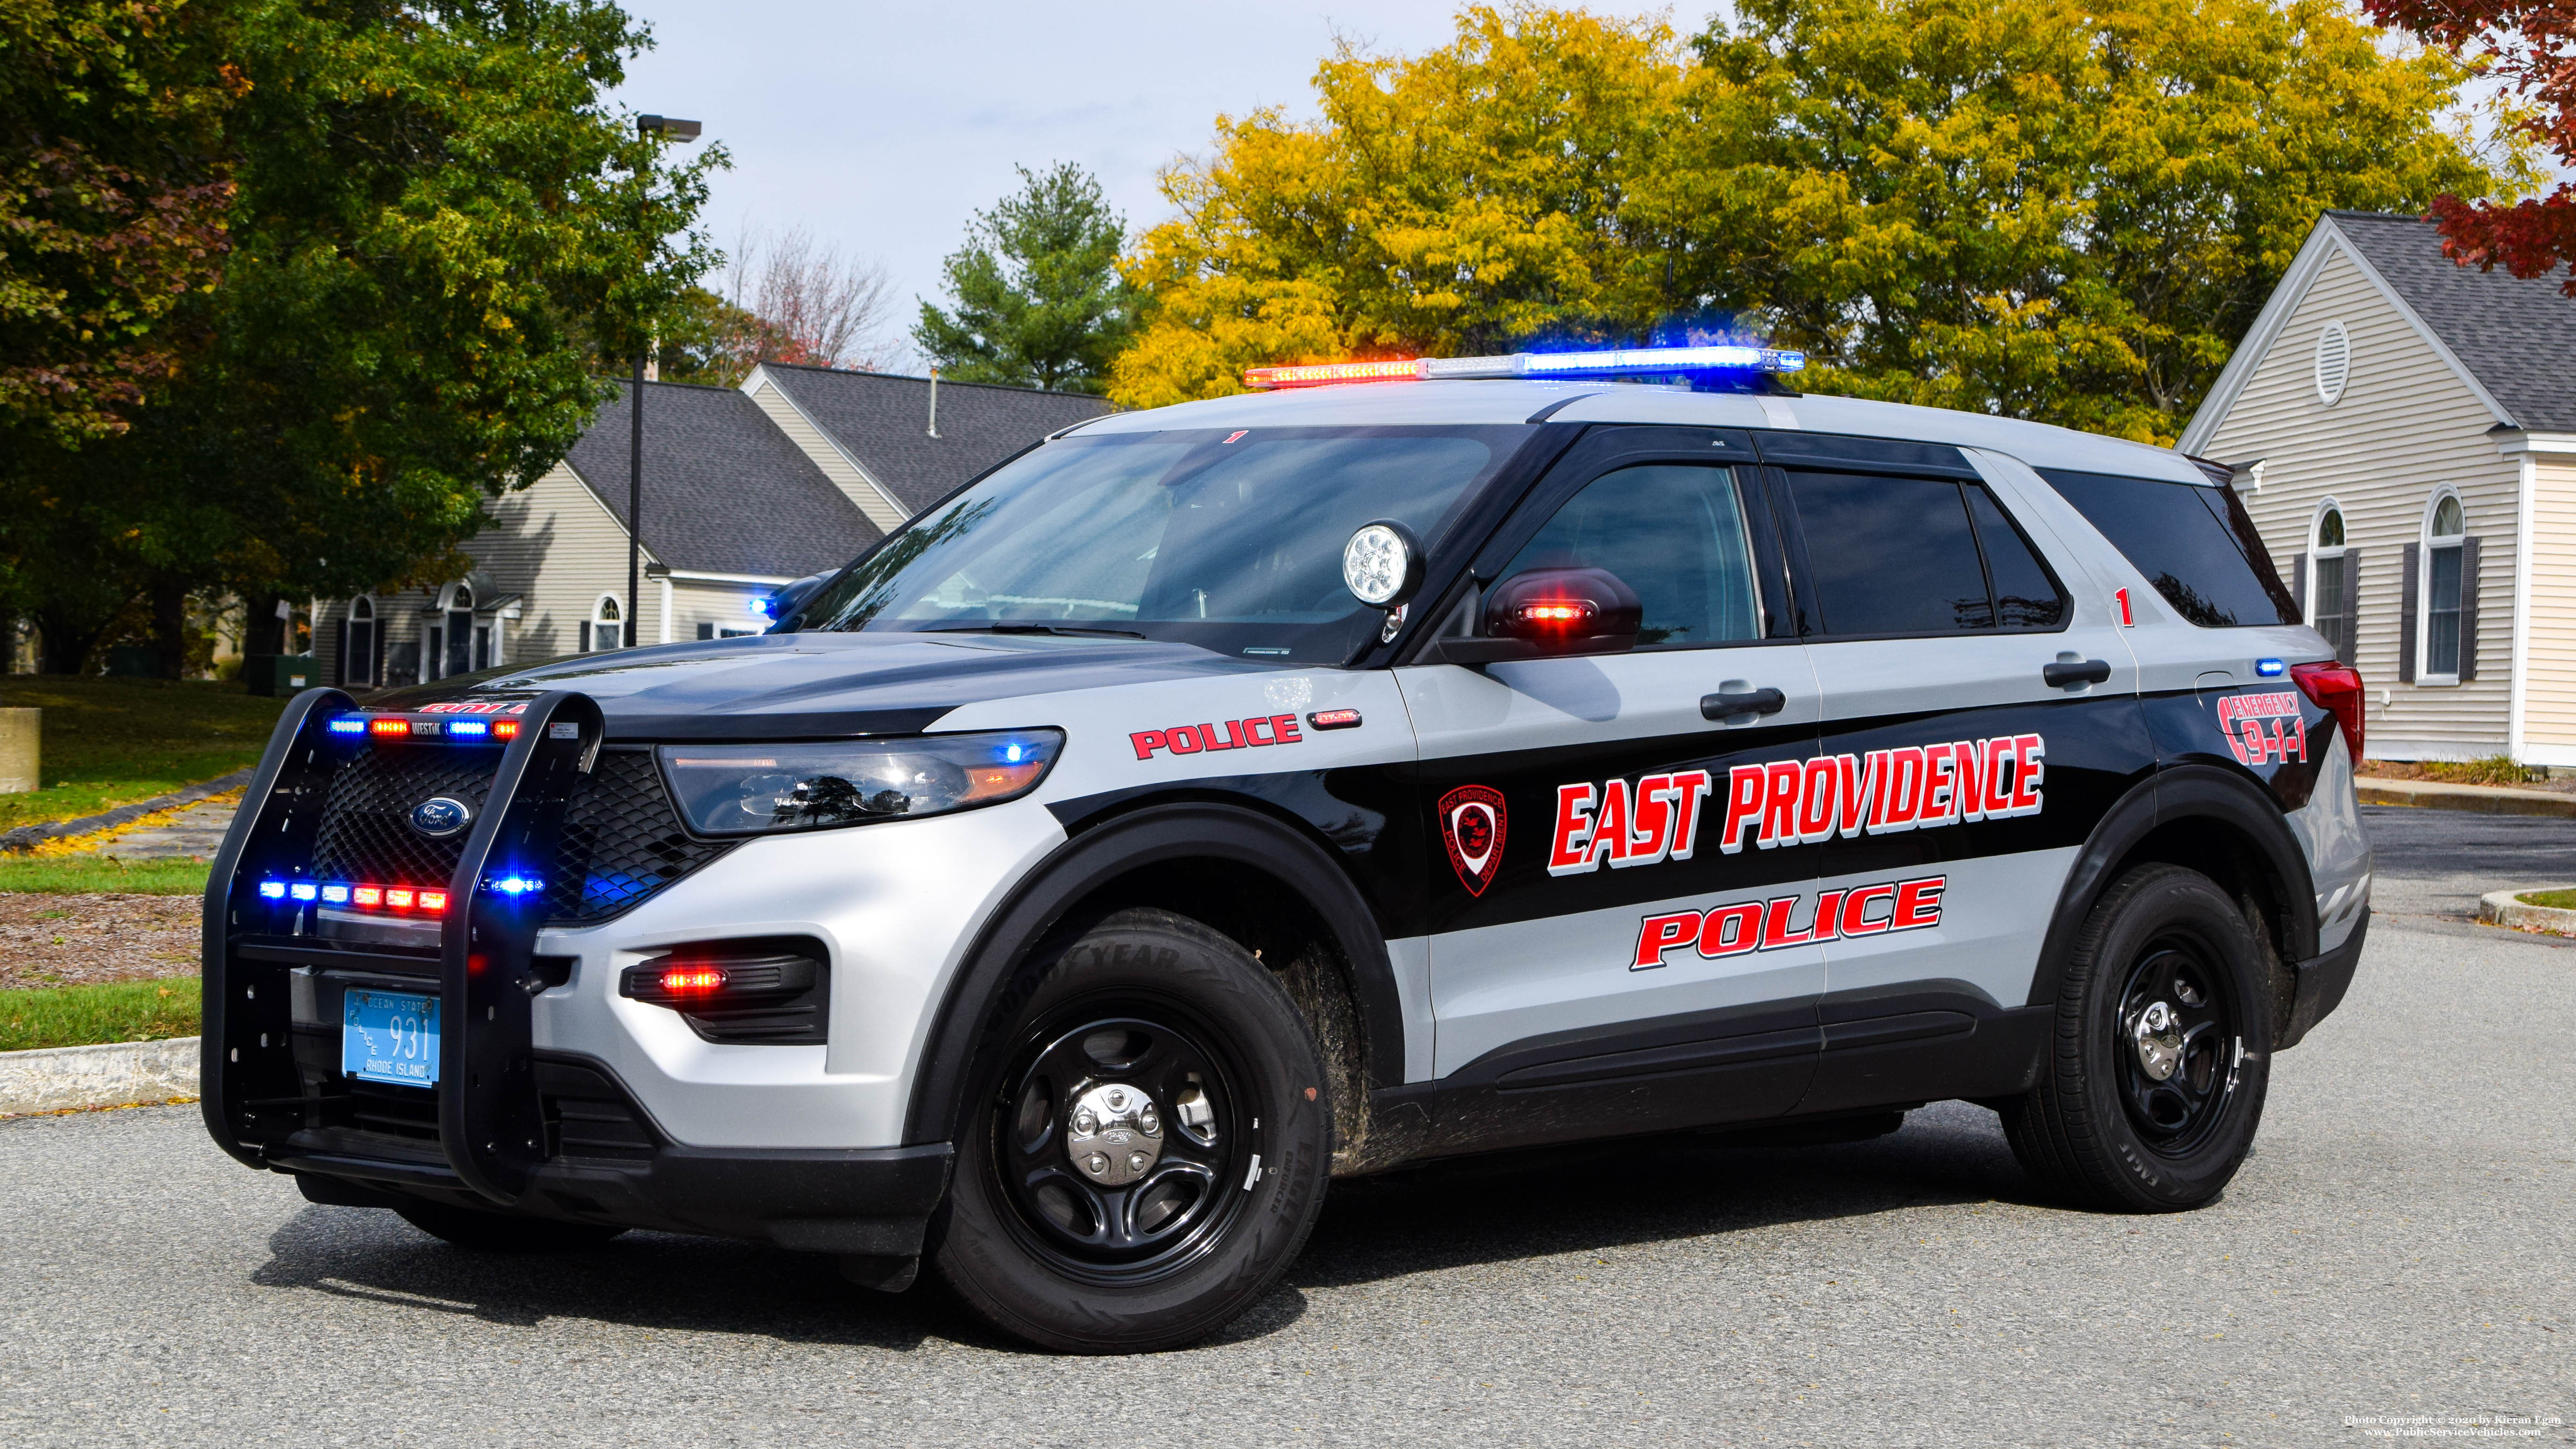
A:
1112;0;2529;442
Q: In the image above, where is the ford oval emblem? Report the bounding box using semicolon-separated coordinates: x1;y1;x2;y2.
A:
409;796;473;839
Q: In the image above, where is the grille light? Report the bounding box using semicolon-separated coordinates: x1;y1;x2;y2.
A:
1244;344;1808;390
369;718;409;737
489;875;544;896
288;882;319;902
494;720;521;740
328;717;367;735
446;719;490;737
258;880;287;900
659;966;727;994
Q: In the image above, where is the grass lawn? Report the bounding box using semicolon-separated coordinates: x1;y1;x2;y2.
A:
0;675;283;832
0;976;200;1052
0;855;212;895
2516;889;2576;910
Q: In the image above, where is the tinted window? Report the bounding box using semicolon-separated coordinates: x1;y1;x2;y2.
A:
1499;464;1762;646
1965;485;2067;629
2037;469;2301;627
1783;471;1995;635
800;428;1513;662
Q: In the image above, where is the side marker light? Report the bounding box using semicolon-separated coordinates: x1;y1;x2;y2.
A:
1307;709;1363;730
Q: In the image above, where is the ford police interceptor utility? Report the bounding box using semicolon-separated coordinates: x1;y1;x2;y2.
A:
202;344;2372;1353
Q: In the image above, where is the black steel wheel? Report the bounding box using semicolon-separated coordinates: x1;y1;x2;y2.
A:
931;908;1331;1353
2001;864;2273;1212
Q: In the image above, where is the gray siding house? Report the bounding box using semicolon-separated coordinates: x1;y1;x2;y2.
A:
2180;210;2576;765
311;369;1110;689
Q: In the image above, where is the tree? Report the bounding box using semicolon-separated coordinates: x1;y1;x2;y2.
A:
0;0;725;672
1111;0;2525;442
0;0;237;447
916;162;1134;393
2362;0;2576;288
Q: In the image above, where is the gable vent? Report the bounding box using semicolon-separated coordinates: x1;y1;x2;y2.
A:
2313;320;2351;406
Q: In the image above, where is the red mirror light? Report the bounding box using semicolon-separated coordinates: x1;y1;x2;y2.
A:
1485;568;1643;654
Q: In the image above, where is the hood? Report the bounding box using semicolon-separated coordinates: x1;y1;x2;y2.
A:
363;631;1277;740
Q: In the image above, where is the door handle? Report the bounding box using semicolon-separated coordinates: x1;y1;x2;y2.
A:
2043;659;2112;688
1701;687;1787;720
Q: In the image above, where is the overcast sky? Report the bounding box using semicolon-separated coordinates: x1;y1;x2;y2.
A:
607;2;1680;373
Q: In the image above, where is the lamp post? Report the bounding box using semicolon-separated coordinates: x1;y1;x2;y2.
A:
628;114;702;646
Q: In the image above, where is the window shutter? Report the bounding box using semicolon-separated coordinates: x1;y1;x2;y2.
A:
2400;542;2419;683
2290;552;2307;619
578;621;591;653
696;622;715;641
2338;551;2360;666
2460;536;2481;681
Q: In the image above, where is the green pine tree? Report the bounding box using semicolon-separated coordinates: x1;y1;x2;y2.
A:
915;163;1134;394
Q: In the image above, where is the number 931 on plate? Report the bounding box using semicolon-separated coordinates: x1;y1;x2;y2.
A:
342;989;440;1087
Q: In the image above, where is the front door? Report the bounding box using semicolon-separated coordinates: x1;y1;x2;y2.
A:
1399;426;1828;1152
1756;434;2150;1113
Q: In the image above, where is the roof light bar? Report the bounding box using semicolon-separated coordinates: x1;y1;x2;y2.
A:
1243;344;1806;390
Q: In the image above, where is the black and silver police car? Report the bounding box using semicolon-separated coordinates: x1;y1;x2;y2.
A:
203;344;2371;1353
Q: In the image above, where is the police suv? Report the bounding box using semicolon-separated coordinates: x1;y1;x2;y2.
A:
203;345;2371;1353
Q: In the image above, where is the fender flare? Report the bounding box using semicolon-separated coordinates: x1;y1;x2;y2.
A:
2028;764;2319;1009
900;801;1405;1145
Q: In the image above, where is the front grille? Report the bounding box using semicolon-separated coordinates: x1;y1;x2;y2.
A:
536;1060;659;1162
345;1079;440;1143
308;745;732;923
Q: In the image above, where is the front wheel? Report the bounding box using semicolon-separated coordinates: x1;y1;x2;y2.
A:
931;908;1332;1353
2001;864;2273;1212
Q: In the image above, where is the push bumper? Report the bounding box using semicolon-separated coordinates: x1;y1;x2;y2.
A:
2277;910;2368;1050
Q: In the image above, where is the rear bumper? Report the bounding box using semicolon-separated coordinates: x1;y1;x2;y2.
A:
2277;909;2368;1051
280;1122;954;1256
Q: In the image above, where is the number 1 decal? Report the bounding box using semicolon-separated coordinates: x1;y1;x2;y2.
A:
2114;587;2135;627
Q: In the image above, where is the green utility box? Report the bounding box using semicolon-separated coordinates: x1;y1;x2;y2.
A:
242;654;316;697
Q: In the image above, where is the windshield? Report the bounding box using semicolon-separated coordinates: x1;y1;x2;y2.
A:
797;425;1528;662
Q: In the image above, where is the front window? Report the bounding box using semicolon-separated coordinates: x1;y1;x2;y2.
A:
799;426;1527;663
2425;495;2464;678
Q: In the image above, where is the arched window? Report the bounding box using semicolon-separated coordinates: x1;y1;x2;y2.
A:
340;597;378;688
2308;503;2350;659
586;595;624;653
2410;490;2474;684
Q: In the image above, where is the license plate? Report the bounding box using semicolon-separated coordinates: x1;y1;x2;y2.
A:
342;989;440;1087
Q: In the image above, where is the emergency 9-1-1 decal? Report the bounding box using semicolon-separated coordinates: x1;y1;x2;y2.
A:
2217;691;2308;768
1549;733;2045;877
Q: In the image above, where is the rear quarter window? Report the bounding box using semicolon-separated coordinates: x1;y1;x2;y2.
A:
2035;469;2300;628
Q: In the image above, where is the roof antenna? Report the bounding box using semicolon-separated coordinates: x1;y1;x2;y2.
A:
927;366;940;438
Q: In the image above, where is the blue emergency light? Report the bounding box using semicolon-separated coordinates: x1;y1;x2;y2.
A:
1245;344;1807;390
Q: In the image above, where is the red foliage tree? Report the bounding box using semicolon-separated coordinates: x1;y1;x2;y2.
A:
2364;0;2576;288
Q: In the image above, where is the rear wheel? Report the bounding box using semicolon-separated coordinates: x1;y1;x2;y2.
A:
931;908;1331;1353
394;1200;627;1253
2001;864;2272;1212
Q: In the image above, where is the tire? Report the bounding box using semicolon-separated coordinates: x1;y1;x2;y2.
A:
394;1200;627;1253
2000;864;2273;1212
929;907;1333;1353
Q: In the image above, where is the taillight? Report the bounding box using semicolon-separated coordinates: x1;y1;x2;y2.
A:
2290;661;2365;760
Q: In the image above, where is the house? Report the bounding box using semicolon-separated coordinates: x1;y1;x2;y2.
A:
309;369;1111;689
2178;210;2576;765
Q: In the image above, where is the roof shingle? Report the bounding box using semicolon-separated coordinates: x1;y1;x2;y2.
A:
2329;210;2576;432
759;364;1113;515
563;380;882;578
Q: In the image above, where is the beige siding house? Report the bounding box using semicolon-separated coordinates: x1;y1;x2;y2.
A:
2179;211;2576;765
309;370;1109;690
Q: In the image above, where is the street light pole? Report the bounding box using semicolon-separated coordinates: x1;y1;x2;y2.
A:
628;114;702;647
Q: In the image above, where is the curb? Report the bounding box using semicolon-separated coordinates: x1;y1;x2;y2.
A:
0;1036;199;1116
2355;778;2576;818
2477;889;2576;936
0;769;254;855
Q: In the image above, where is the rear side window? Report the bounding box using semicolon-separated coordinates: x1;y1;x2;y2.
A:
1500;463;1763;646
1781;472;2065;636
2037;469;2300;627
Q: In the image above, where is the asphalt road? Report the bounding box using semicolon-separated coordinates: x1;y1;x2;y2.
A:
3;807;2571;1448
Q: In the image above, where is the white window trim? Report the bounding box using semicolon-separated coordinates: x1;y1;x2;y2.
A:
2416;486;2466;687
2306;497;2346;629
590;593;625;651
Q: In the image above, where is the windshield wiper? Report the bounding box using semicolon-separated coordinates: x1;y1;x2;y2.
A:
924;623;1147;640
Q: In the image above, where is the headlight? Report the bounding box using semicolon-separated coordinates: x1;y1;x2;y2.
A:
658;730;1063;837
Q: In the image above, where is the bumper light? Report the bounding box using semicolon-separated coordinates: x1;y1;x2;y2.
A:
658;729;1063;837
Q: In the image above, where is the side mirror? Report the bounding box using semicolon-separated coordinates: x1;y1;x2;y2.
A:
1484;567;1642;655
1342;520;1426;610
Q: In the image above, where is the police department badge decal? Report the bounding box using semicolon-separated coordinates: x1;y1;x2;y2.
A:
1438;785;1507;897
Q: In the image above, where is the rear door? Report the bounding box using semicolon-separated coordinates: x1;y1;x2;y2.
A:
1398;425;1827;1150
1754;432;2152;1113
